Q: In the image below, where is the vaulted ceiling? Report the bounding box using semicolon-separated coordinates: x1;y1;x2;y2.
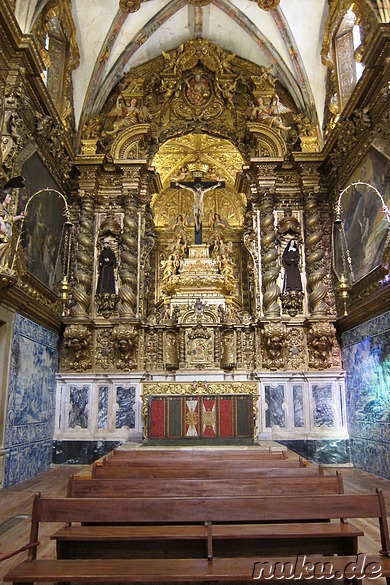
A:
15;0;329;137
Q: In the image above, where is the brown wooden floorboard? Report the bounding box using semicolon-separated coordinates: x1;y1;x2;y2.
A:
0;453;389;585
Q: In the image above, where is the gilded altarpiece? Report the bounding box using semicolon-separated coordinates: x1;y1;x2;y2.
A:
53;37;347;460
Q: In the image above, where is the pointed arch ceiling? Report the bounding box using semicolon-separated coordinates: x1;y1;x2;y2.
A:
15;0;329;137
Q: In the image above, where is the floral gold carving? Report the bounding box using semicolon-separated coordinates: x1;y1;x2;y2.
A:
304;191;329;317
260;193;280;318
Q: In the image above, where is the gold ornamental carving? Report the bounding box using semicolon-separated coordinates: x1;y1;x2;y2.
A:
262;322;286;370
119;0;141;13
304;191;329;317
257;0;280;10
164;329;179;370
307;321;336;370
141;380;259;438
112;324;138;370
63;324;92;372
221;329;236;370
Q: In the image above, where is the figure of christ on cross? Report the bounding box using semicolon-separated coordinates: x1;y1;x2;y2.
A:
173;179;225;244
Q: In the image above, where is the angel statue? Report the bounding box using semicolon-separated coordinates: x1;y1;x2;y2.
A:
266;93;291;132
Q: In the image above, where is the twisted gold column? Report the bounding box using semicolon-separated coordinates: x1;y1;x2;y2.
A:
304;191;329;317
260;192;280;318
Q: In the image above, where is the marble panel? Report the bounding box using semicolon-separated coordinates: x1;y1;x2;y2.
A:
278;439;350;465
265;384;286;428
4;314;58;487
292;384;304;427
98;386;108;429
69;386;89;429
312;384;334;428
115;386;136;429
53;440;124;464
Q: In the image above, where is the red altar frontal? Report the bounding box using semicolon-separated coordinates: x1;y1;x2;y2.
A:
141;381;258;444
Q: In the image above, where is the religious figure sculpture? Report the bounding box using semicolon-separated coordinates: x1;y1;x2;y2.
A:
161;254;179;281
0;179;26;270
96;240;117;294
106;95;140;135
209;212;230;250
175;181;221;244
249;94;291;132
170;214;188;256
282;239;302;292
218;253;234;282
185;74;211;107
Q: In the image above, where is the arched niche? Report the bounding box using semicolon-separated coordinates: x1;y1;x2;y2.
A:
150;133;246;231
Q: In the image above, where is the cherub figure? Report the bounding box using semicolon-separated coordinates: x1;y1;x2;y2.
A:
216;78;237;108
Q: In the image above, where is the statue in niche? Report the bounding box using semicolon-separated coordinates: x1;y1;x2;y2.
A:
0;178;26;270
218;253;234;282
282;239;302;292
96;240;117;294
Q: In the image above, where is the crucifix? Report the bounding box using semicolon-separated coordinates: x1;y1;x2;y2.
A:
172;178;225;244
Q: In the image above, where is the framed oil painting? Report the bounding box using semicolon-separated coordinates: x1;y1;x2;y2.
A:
19;153;66;290
333;147;390;283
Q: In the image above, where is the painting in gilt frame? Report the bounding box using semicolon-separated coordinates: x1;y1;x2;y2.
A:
333;147;390;283
20;153;66;290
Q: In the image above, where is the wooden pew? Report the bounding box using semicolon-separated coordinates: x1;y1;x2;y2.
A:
102;451;287;466
108;448;287;462
67;471;344;498
5;491;390;584
4;555;390;584
91;457;305;479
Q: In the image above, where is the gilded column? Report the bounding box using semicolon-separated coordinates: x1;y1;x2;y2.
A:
260;191;280;318
118;163;144;318
70;180;95;319
304;189;329;317
119;193;138;317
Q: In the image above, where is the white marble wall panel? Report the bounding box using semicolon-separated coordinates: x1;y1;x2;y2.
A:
258;372;347;441
55;375;142;441
55;371;347;443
